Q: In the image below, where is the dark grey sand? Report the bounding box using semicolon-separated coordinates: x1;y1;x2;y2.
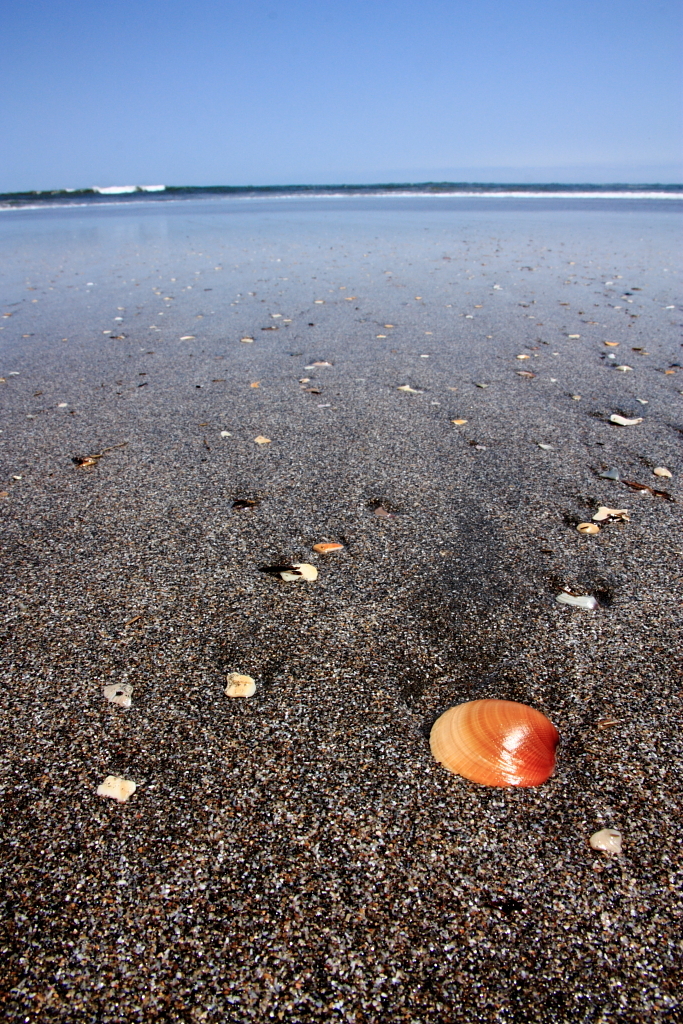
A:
1;196;681;1022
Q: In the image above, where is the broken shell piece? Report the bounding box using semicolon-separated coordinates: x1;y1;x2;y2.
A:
592;506;630;523
589;828;622;854
254;435;271;445
604;341;619;347
615;365;633;372
313;542;344;553
556;592;599;610
97;776;136;803
280;562;318;582
599;467;620;480
430;699;559;787
654;467;672;478
538;443;553;450
516;370;535;378
610;414;643;426
225;673;256;698
451;419;468;425
240;337;254;343
577;522;600;535
516;354;530;360
397;385;422;393
103;682;133;708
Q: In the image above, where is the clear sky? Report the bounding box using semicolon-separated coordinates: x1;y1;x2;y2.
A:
1;0;681;191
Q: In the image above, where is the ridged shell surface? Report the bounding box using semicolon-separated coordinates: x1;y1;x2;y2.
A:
430;699;559;787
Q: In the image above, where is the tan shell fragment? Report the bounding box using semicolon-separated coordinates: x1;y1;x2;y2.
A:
589;828;622;854
313;542;344;553
577;522;600;535
653;467;672;478
592;506;630;522
430;699;559;787
280;562;318;582
225;673;256;698
254;435;271;445
103;682;133;708
451;418;468;425
97;776;136;803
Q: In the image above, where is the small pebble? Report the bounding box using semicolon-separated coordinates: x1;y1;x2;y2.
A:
96;777;136;803
599;467;620;480
589;828;622;854
225;673;256;698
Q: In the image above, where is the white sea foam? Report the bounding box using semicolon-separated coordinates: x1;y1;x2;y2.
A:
92;184;165;194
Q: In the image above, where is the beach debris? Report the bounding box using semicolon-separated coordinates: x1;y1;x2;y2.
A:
397;384;422;393
599;467;620;480
376;334;387;338
384;324;394;328
97;776;136;803
654;467;672;478
220;430;232;438
225;673;256;698
593;506;629;522
538;443;554;450
254;435;271;445
240;336;254;343
604;341;619;347
180;335;195;340
374;506;395;518
615;365;633;372
103;683;133;708
475;383;489;389
451;419;468;425
568;334;581;339
72;441;127;469
250;382;260;388
281;562;318;582
556;591;599;610
610;414;642;426
577;522;600;535
314;299;325;304
261;325;278;331
232;498;260;509
589;828;622;854
622;479;673;500
430;699;559;787
596;717;620;730
305;361;332;368
516;354;530;360
516;370;536;378
636;398;648;404
313;542;344;553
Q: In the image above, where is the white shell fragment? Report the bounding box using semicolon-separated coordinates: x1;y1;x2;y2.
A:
280;562;318;582
653;467;672;478
225;673;256;698
593;506;630;523
103;682;133;708
610;414;643;426
615;365;633;372
397;385;422;393
556;592;599;610
538;443;554;450
590;828;622;854
97;776;136;802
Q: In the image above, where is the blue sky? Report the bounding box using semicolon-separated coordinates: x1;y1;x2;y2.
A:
1;0;681;190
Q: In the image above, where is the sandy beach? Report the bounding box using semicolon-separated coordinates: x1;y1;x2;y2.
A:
1;195;681;1022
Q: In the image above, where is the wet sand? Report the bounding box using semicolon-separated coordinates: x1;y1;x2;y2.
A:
1;196;681;1022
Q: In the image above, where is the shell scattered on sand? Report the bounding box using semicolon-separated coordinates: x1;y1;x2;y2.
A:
280;562;318;582
590;828;622;854
103;682;133;708
610;414;642;426
429;699;559;787
97;776;136;803
313;542;344;553
593;506;630;522
254;435;271;445
556;591;599;610
225;673;256;698
653;467;672;478
577;522;600;535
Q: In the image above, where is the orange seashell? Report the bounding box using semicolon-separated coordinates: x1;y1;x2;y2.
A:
430;699;559;787
312;542;344;553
